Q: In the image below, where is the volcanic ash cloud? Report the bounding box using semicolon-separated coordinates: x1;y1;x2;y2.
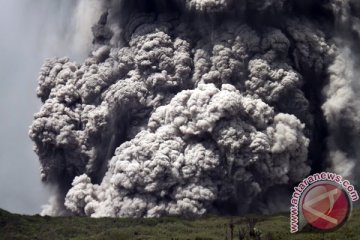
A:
30;0;360;216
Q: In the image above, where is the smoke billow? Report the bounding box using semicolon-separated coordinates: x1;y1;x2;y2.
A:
29;0;360;216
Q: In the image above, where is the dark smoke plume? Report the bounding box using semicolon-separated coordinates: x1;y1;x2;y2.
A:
29;0;360;216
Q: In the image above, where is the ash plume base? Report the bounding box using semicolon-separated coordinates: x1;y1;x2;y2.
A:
29;0;360;217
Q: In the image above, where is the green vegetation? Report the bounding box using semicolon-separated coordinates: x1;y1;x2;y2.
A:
0;207;359;240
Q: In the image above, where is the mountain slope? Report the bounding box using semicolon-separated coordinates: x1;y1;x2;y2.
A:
0;207;359;240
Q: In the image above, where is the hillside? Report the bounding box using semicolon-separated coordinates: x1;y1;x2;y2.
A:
0;207;359;240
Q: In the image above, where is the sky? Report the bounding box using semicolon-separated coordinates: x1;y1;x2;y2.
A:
0;0;99;214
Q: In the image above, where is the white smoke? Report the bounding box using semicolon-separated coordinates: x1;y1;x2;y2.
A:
322;47;360;181
71;0;104;56
28;0;103;60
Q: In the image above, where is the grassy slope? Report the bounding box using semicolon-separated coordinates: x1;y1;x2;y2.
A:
0;207;359;240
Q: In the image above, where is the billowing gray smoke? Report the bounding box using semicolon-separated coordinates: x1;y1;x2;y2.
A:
29;0;360;217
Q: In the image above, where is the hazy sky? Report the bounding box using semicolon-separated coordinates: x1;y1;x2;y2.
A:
0;0;95;214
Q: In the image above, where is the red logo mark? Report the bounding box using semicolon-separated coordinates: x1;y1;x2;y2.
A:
301;183;350;231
